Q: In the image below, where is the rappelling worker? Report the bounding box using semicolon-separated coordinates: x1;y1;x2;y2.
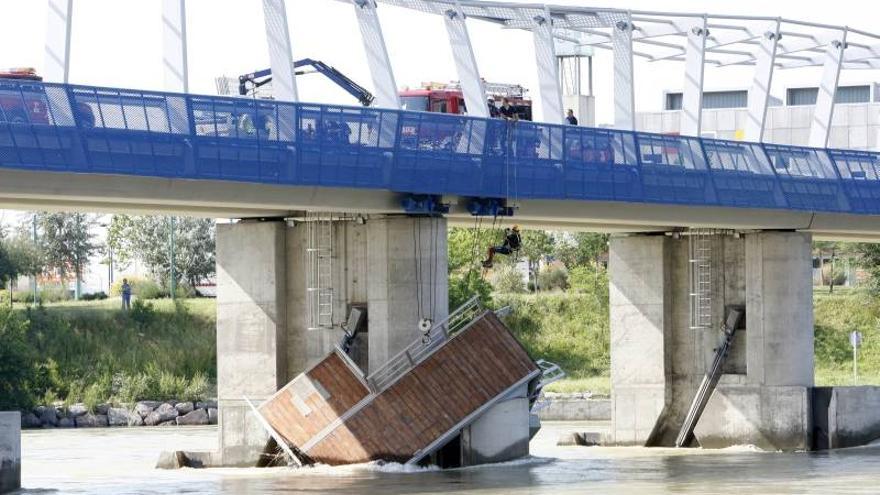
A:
482;225;522;268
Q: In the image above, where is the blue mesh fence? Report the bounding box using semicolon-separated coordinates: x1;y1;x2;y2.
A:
1;78;879;215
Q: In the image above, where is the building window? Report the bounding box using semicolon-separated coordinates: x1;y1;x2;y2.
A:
786;85;871;106
664;90;748;110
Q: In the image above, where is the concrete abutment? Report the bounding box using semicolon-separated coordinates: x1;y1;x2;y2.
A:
0;412;20;494
609;231;814;450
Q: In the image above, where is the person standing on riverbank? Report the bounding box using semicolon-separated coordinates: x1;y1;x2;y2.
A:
121;279;132;310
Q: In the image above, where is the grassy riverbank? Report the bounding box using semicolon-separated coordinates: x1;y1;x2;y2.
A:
0;298;215;411
2;286;878;410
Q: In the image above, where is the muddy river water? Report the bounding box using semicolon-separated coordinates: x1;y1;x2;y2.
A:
19;422;880;494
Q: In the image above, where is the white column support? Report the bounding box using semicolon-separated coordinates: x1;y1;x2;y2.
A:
350;0;400;109
681;16;708;137
162;0;188;93
612;14;636;131
809;30;847;148
745;22;781;142
443;3;487;118
261;0;298;102
531;8;563;123
45;0;73;83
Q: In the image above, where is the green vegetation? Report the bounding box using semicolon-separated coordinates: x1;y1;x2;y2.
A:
496;292;609;394
814;288;880;386
0;298;215;411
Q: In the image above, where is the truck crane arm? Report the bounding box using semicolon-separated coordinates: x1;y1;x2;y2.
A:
239;58;375;107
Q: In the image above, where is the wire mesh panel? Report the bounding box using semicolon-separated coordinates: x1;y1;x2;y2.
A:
828;150;880;214
763;144;849;211
702;139;788;209
636;133;715;205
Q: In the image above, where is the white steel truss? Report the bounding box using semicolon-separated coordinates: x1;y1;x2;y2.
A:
443;1;488;118
162;0;189;93
261;0;299;102
44;0;73;83
365;0;880;137
350;0;402;109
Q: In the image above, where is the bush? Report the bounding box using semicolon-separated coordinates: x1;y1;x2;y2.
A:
537;266;568;291
448;272;492;311
821;264;847;286
490;263;525;293
111;277;165;300
80;291;108;301
569;266;609;296
0;308;39;410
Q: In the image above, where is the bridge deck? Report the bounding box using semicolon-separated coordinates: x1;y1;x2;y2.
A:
2;79;880;235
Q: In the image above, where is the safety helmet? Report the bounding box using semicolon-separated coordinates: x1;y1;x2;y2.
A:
512;224;520;231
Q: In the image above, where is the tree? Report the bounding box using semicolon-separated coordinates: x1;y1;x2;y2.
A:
554;232;609;270
815;241;853;293
35;212;98;300
0;235;43;306
855;242;880;293
520;230;554;291
109;215;216;288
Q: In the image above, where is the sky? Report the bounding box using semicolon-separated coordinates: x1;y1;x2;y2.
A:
1;0;879;124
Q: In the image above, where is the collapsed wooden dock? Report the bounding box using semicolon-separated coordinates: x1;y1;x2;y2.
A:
256;300;541;466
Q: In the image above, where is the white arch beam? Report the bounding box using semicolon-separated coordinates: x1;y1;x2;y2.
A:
162;0;188;93
681;16;708;136
262;0;298;102
612;13;636;130
351;0;401;109
809;30;847;148
45;0;73;83
443;2;488;117
745;21;781;142
531;7;563;123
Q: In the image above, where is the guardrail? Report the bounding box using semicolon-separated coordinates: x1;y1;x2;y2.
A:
366;296;483;392
2;78;880;215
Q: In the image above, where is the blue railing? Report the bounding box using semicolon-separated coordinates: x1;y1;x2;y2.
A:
2;78;880;215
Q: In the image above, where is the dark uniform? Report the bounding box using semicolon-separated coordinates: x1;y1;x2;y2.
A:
483;227;522;268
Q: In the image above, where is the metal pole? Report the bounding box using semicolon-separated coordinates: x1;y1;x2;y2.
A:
32;214;38;306
170;216;176;300
853;343;858;385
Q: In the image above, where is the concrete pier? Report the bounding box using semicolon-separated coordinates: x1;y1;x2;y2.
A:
609;231;813;450
0;412;20;494
216;215;448;466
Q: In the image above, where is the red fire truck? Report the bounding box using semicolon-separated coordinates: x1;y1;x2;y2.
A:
0;68;51;124
399;81;533;120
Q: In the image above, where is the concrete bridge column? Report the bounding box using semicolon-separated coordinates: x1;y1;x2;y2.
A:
0;412;20;494
216;216;448;465
609;231;813;450
216;220;288;466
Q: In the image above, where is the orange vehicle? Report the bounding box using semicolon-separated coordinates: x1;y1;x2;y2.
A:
0;68;51;124
399;81;533;121
1;68;95;127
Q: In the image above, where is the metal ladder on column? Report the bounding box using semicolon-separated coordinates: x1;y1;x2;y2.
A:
688;230;714;330
306;212;334;331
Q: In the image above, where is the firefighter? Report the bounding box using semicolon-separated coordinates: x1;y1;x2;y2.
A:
488;98;500;118
482;225;522;268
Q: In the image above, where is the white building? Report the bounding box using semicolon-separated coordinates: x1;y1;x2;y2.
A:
637;83;880;150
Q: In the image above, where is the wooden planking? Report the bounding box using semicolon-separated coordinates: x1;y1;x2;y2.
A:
259;351;369;447
306;312;539;465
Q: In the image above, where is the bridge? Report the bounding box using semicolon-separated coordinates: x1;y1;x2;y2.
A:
3;78;880;238
2;0;880;475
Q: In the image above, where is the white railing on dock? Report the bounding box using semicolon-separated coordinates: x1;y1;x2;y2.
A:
366;296;483;392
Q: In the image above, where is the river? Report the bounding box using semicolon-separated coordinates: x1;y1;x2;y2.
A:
19;422;880;494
